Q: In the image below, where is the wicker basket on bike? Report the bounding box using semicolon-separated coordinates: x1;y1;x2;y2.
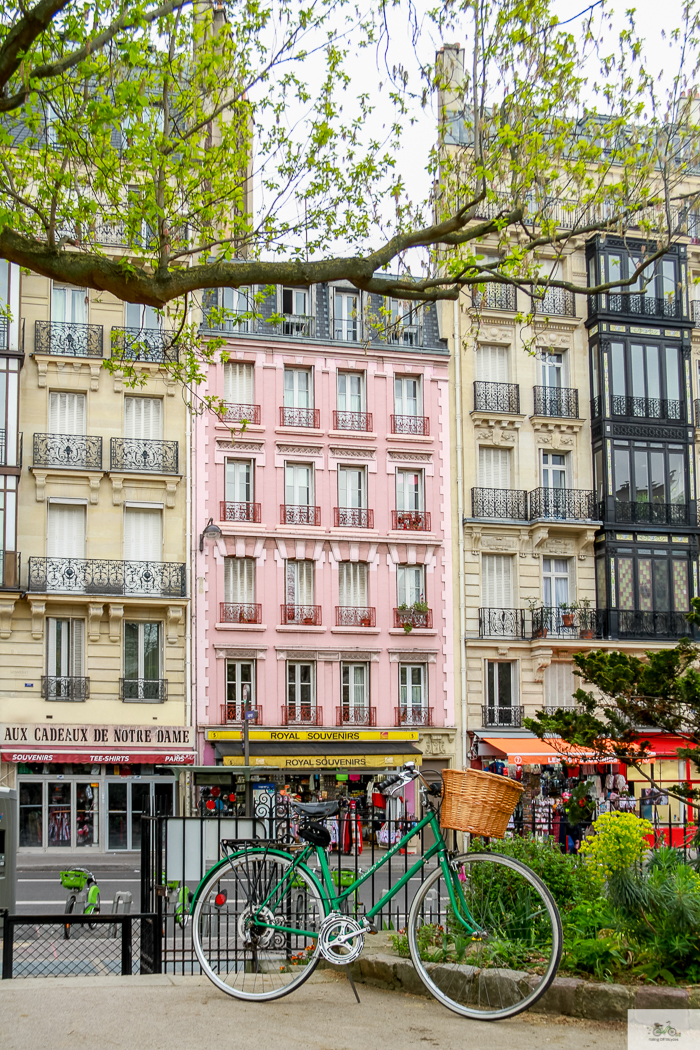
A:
440;768;524;838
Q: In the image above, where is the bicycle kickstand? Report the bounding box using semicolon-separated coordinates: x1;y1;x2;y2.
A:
345;968;361;1004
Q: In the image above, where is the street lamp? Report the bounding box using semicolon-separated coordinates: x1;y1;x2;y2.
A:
199;518;223;552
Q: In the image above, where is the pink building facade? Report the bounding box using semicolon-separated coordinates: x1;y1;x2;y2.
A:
193;283;455;783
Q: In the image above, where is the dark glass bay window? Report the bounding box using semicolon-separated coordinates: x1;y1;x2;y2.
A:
608;547;691;615
611;441;687;523
609;340;682;419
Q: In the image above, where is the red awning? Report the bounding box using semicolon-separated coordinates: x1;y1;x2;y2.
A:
633;734;699;759
2;749;195;764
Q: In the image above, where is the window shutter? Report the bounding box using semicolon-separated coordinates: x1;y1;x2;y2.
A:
482;555;513;607
476;345;508;383
124;508;162;561
124;397;163;440
224;363;254;403
47;505;86;558
339;563;367;605
544;663;576;708
479;447;510;488
298;561;314;604
70;619;84;676
225;558;255;602
49;392;86;435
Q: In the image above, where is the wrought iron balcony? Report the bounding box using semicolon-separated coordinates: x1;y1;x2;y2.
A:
529;488;597;521
220;602;262;624
388;324;423;347
28;558;186;597
472;286;516;311
41;676;90;702
597;608;695;641
281;704;323;726
33;433;102;470
336;706;377;726
395;707;433;727
120;678;168;703
35;321;103;358
390;414;430;436
110;438;178;474
110;327;179;364
532;607;597;640
533;386;579;418
333;318;361;341
279;406;320;428
335;606;376;627
220;703;262;725
0;551;20;589
280;504;321;526
391;510;431;531
471;487;528;520
280;604;322;626
393;606;433;629
333;507;374;528
479;608;526;638
473;381;520;414
533;289;576;316
221;403;262;425
591;395;601;419
611;394;683;421
608;500;690;526
273;314;315;337
587;292;681;321
220;501;262;523
482;705;523;728
332;410;373;431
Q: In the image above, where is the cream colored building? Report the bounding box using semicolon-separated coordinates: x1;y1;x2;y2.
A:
0;260;192;853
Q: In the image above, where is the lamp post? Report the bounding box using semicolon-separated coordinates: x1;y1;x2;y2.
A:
199;518;223;552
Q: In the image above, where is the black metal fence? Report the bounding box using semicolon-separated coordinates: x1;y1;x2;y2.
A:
473;381;520;414
1;912;160;978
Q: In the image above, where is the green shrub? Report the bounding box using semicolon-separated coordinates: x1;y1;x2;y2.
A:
470;834;601;911
579;812;654;884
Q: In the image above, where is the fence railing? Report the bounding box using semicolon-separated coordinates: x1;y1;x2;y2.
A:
391;510;431;531
390;414;430;436
395;706;433;726
481;705;523;727
28;557;186;597
280;504;321;526
393;607;433;629
332;410;373;431
280;704;323;726
35;321;104;358
41;675;90;701
529;487;598;521
336;706;377;726
335;606;376;627
220;704;262;724
279;406;320;428
473;381;520;414
120;678;168;702
471;286;516;311
220;602;262;624
333;507;374;528
533;386;579;418
471;486;528;520
220;501;261;523
33;432;102;470
111;327;179;364
532;289;576;316
588;292;681;320
610;394;683;421
221;403;261;425
110;438;179;474
280;604;322;626
607;500;690;526
479;607;527;638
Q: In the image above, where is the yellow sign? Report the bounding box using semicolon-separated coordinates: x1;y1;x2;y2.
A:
222;753;422;769
208;729;419;742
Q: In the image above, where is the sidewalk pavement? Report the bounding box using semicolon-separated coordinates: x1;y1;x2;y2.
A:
17;852;140;871
1;970;626;1050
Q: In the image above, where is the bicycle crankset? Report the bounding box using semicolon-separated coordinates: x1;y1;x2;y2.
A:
317;913;367;965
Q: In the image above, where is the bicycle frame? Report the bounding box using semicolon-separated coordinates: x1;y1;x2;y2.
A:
244;806;479;939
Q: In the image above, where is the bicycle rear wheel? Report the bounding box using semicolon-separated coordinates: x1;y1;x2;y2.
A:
192;849;327;1001
407;851;562;1021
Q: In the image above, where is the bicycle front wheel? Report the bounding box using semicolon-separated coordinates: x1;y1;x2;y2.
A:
192;849;327;1001
407;851;562;1021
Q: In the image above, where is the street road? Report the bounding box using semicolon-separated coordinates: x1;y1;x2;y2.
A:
16;867;141;914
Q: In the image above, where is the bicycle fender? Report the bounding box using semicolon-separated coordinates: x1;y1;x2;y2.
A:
188;847;326;914
86;884;100;908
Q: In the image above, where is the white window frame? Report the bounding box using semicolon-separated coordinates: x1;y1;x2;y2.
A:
338;562;368;607
225;459;254;503
46;617;84;679
285;462;313;506
286;661;316;708
397;565;425;607
396;469;424;512
334;293;360;341
224;557;255;604
123;621;163;680
337;465;367;509
485;660;518;711
399;664;427;709
394;375;422;417
283;368;313;409
226;660;256;714
341;662;369;710
337;371;365;411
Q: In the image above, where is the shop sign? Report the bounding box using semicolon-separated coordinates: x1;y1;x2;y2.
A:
1;722;193;747
209;729;419;742
2;750;195;764
222;753;421;769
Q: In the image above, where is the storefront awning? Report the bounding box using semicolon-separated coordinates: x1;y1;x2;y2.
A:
215;741;423;770
2;749;195;765
479;737;638;764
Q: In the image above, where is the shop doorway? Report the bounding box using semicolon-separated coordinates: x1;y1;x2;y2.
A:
19;780;100;849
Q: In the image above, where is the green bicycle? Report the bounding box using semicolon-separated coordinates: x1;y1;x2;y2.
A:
191;764;562;1021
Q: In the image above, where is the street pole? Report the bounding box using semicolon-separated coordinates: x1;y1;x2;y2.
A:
243;700;252;819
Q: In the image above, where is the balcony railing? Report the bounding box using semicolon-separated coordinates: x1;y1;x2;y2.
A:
33;433;102;470
110;438;178;474
220;704;261;724
274;314;315;338
533;386;579;418
479;608;527;639
597;608;695;641
280;504;321;526
587;292;681;320
0;551;20;589
332;410;373;431
533;290;575;316
35;321;103;358
692;301;700;328
279;406;320;428
110;327;179;364
333;319;362;341
607;500;690;526
471;487;528;520
391;510;431;531
472;286;516;311
390;414;430;436
482;705;523;728
28;558;186;596
41;676;90;702
532;607;597;640
120;678;168;703
221;403;262;425
473;381;520;414
393;607;433;629
388;325;423;347
280;604;322;626
591;395;602;419
335;606;376;627
336;706;377;726
220;501;262;523
220;602;263;624
529;487;598;521
281;704;323;726
395;707;433;727
333;507;374;528
611;395;683;421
